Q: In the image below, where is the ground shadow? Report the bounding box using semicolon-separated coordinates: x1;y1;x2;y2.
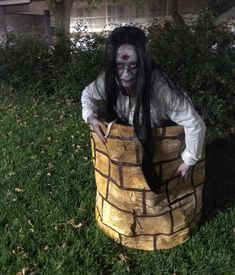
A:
202;135;235;220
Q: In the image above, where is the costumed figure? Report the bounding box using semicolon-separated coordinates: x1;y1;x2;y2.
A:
81;26;206;250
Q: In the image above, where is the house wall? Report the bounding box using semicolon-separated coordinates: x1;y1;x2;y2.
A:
0;1;51;42
71;0;161;32
70;0;204;32
5;12;51;40
5;0;48;15
0;7;6;41
0;0;232;42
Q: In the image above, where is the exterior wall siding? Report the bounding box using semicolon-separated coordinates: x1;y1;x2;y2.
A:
70;0;203;32
0;0;233;41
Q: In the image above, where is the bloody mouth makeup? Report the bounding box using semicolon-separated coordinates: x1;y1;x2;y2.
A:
116;44;138;88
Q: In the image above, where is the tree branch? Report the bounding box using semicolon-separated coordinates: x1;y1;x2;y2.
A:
208;0;235;17
169;0;187;27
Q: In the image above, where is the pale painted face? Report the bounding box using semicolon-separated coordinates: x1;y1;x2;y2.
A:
116;44;138;88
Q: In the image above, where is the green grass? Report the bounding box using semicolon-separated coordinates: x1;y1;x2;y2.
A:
0;90;234;274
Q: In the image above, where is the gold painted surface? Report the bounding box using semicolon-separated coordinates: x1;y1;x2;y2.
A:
172;207;195;232
121;166;149;189
167;176;194;202
161;158;183;180
106;139;139;164
121;235;155;251
102;200;134;236
144;191;171;215
96;192;103;219
135;213;172;235
109;162;120;184
92;133;106;152
95;171;107;198
107;181;144;215
156;227;190;250
164;125;185;137
194;184;204;214
92;123;205;250
193;160;206;184
95;151;109;175
96;207;121;243
153;139;182;162
106;123;135;137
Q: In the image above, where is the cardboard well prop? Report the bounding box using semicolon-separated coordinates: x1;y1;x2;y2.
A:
91;123;205;250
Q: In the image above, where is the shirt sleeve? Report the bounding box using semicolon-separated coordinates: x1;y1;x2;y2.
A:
168;98;206;166
156;74;206;166
81;75;106;123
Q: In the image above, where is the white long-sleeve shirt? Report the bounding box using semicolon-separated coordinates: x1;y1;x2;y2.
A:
81;70;206;166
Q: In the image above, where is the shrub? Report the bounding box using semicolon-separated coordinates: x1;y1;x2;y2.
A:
148;13;235;141
0;34;55;94
0;29;105;99
0;14;234;141
69;28;106;96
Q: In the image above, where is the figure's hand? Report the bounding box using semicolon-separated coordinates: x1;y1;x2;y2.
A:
87;117;107;145
176;162;192;179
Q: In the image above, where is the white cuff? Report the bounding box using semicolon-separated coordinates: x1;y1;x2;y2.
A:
82;109;97;123
181;149;199;166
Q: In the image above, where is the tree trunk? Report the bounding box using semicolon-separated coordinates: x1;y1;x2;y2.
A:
208;0;235;17
169;0;187;28
0;7;6;42
47;0;73;59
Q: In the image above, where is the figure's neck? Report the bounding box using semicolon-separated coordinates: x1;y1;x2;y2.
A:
122;86;136;98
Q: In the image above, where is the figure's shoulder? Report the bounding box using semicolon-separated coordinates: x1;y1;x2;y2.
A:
151;68;170;96
150;67;182;109
83;71;105;95
151;67;169;90
95;71;105;90
151;68;161;83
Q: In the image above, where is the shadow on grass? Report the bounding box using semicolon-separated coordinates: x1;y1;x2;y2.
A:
202;135;235;220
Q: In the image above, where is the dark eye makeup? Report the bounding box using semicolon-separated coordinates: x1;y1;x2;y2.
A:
116;63;137;70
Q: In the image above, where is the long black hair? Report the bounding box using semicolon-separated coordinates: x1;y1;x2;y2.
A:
98;26;188;193
94;26;161;193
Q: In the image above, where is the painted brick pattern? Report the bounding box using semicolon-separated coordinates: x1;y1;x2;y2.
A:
91;124;205;250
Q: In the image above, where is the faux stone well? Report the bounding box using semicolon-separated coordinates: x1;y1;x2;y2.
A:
91;123;205;250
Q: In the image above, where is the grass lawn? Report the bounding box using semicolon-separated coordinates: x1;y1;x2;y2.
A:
0;90;234;274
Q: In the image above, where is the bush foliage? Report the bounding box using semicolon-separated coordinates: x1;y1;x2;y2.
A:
0;13;234;141
148;13;235;141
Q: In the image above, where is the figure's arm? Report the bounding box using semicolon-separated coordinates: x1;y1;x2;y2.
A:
81;80;104;122
154;71;206;177
165;90;206;178
168;97;206;166
171;103;206;177
81;79;107;144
